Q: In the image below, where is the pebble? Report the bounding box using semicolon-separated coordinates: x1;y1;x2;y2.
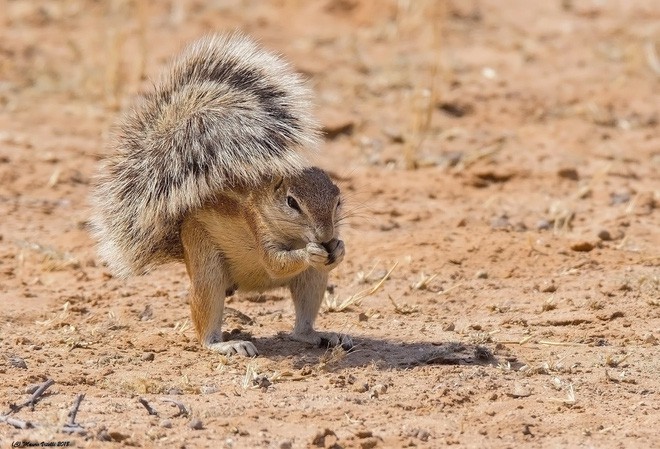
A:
557;167;579;181
643;334;658;345
509;383;532;398
200;385;218;394
141;352;155;362
279;441;292;449
409;428;430;442
610;191;631;205
540;281;557;293
9;356;27;369
360;438;379;449
536;219;552;230
189;418;204;430
442;322;455;332
570;241;594;252
159;419;172;429
597;229;612;241
475;270;488;279
491;215;511;230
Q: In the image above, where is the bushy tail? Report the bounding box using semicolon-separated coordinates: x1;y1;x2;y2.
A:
90;33;320;277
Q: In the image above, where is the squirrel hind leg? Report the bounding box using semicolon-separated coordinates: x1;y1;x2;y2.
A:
181;216;258;357
288;269;354;351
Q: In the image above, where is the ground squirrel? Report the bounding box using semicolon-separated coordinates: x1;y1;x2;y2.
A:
91;33;352;356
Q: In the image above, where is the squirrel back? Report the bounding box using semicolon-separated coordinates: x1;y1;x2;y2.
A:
91;33;320;277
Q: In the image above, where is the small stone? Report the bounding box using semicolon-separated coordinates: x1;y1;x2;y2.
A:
200;385;218;394
354;383;369;393
108;431;130;442
141;352;155;362
373;384;387;395
442;322;455;332
475;270;488;279
610;191;631;205
189;418;204;430
253;375;272;390
509;383;532;398
643;334;658;345
159;419;172;429
570;241;594;252
9;356;27;369
360;437;379;449
540;281;557;293
358;312;369;322
536;219;552;230
414;429;430;442
597;230;612;241
491;214;510;230
279;441;293;449
557;167;579;181
514;221;528;232
355;430;373;439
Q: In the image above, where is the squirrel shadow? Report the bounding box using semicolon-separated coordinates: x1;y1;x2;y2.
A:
250;335;500;370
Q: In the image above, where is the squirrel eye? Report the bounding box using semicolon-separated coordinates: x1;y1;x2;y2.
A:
286;195;301;212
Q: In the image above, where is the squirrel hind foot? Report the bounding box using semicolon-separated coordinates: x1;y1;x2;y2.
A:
205;340;258;357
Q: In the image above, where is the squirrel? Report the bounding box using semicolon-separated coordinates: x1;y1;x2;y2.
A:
91;33;352;356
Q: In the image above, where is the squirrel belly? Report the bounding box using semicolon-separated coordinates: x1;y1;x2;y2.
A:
90;33;352;356
91;33;320;277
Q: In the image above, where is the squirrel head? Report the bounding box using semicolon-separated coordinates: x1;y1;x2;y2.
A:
260;167;342;249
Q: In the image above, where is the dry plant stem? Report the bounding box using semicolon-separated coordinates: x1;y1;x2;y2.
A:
138;397;159;416
496;335;534;345
538;340;588;347
62;394;86;433
10;378;55;414
67;394;85;426
0;415;34;429
438;282;463;296
161;398;189;417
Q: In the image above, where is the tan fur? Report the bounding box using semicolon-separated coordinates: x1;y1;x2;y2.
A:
91;33;351;356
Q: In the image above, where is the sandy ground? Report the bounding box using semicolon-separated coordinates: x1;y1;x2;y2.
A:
1;1;659;448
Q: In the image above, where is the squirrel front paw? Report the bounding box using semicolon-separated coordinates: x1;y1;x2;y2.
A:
306;239;344;271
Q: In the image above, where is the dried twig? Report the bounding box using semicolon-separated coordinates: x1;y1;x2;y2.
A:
161;398;189;417
0;414;34;429
68;394;85;426
538;340;588;347
325;262;398;312
62;394;85;434
138;397;159;416
9;378;55;414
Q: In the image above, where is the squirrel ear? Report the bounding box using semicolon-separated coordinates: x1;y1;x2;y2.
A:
273;176;284;192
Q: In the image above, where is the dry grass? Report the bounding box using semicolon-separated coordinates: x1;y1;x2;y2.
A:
324;261;398;312
395;0;446;169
